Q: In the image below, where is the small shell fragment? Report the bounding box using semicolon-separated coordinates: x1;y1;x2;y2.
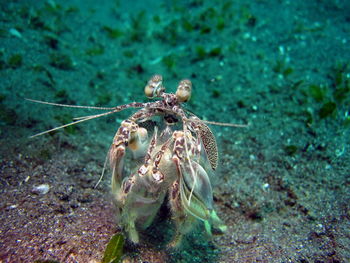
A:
32;184;50;195
9;28;23;39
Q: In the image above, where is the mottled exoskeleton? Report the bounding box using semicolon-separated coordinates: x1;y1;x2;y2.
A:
109;75;228;246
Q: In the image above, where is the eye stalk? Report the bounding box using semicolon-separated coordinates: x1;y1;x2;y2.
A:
144;74;165;98
176;79;192;103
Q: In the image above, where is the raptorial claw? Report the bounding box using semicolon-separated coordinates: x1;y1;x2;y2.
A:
110;120;150;194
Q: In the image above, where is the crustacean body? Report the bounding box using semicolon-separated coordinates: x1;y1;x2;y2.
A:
109;75;227;246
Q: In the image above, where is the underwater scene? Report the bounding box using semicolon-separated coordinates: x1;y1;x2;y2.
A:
0;0;349;262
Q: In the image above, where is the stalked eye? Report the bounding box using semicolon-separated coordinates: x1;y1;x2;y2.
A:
176;79;192;102
144;74;165;98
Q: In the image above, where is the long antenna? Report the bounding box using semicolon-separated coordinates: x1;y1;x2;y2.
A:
29;109;118;138
25;98;116;110
201;120;249;128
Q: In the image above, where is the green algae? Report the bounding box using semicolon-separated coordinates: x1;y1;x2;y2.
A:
102;233;124;263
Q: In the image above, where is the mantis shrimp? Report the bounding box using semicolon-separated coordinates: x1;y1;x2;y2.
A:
27;75;245;246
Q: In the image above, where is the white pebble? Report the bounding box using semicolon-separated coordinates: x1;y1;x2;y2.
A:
9;28;22;39
32;184;50;195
